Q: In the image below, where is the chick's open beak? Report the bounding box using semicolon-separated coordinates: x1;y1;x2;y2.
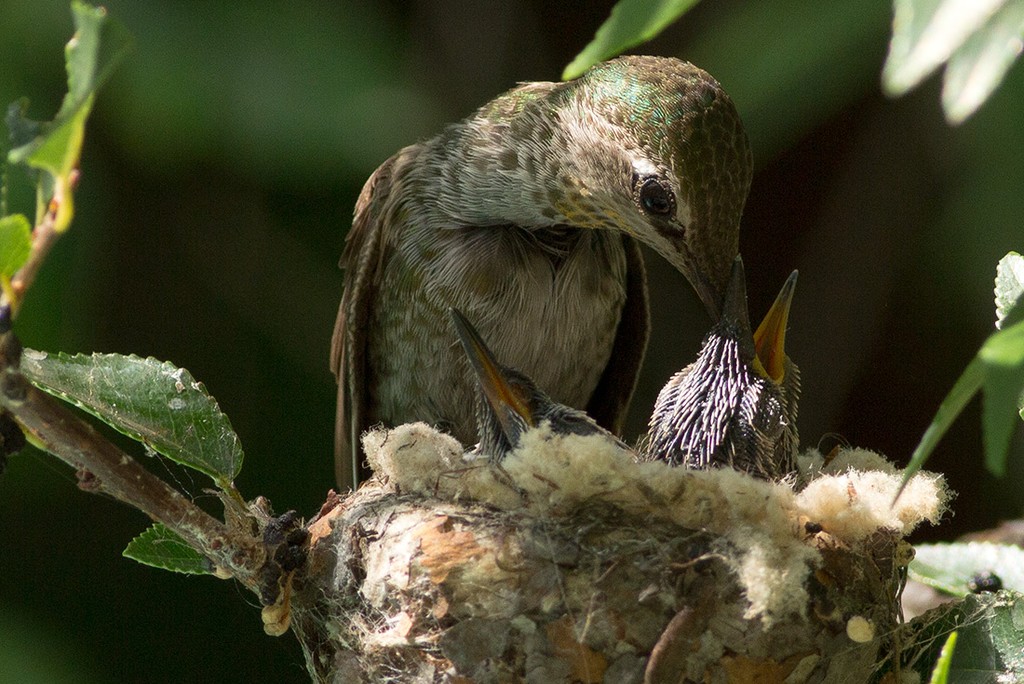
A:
753;271;798;385
449;308;534;436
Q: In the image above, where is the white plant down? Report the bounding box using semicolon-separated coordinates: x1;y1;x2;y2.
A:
363;421;949;623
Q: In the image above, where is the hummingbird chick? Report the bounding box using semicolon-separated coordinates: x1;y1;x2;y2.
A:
449;308;627;461
332;56;752;490
642;258;799;480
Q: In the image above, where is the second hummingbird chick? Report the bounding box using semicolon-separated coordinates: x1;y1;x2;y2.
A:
642;258;799;480
449;308;627;461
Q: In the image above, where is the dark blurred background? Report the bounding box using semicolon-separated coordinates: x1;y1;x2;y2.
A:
1;0;1021;681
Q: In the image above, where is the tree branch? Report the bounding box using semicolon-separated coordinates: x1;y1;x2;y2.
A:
0;341;263;584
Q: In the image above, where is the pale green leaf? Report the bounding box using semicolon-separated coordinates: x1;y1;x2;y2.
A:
903;256;1024;484
994;252;1024;330
562;0;701;80
12;103;91;184
989;597;1024;674
62;1;133;116
941;1;1024;123
21;351;244;484
8;3;131;174
0;214;32;277
978;319;1024;474
883;0;1008;96
123;523;213;575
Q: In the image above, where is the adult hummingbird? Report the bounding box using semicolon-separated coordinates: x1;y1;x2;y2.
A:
449;308;627;460
642;258;799;480
332;55;752;490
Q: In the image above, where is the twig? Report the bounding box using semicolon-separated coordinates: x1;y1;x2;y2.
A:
8;176;70;314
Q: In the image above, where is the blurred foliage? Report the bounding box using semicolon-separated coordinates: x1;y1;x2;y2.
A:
883;0;1024;123
0;610;99;684
6;1;130;234
562;0;701;79
911;541;1024;594
1;0;1023;680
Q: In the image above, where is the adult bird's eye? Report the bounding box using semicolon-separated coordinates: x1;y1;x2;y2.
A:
637;177;675;217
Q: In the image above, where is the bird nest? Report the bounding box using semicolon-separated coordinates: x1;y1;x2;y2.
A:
294;423;948;683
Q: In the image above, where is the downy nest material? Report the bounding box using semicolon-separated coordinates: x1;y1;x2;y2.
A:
304;423;948;683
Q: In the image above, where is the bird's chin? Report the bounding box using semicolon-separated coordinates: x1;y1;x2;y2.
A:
670;251;723;321
692;274;723;321
626;229;724;321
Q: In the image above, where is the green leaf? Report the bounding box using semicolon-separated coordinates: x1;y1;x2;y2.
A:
910;542;1024;595
904;592;1024;681
995;252;1024;330
989;596;1024;673
978;319;1024;474
928;631;957;684
902;356;984;487
6;2;131;231
62;2;133;117
562;0;701;80
903;256;1024;484
942;1;1024;123
21;351;244;485
12;103;90;199
123;523;214;575
882;0;1024;124
0;214;32;277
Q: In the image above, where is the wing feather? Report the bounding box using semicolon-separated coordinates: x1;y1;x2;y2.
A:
585;236;650;435
331;155;400;490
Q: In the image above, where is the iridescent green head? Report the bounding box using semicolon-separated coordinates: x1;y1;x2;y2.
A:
456;56;751;319
556;56;752;317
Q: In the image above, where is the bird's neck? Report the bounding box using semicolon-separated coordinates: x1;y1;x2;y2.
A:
412;108;568;230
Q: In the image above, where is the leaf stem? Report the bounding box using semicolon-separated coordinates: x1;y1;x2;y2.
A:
7;177;66;316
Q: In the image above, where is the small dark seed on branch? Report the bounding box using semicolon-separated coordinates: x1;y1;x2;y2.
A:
76;469;100;491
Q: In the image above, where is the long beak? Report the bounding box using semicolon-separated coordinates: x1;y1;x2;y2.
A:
753;271;798;385
449;308;534;434
693;268;724;321
719;256;756;359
